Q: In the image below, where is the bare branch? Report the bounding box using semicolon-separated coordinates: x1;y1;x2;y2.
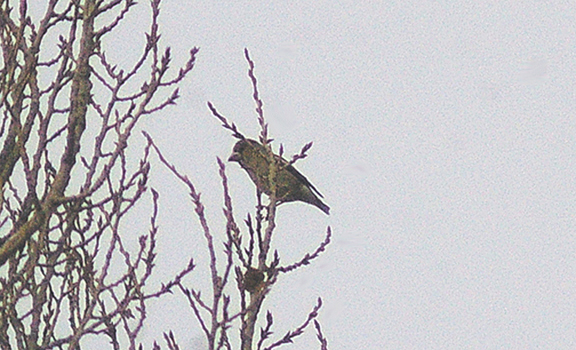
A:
314;320;328;350
288;141;313;166
279;227;331;273
244;48;268;144
263;298;323;350
208;101;245;140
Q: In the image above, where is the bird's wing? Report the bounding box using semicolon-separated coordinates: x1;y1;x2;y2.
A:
279;156;325;198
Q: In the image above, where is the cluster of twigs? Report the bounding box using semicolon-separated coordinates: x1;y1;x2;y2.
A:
0;0;196;348
196;49;331;350
145;49;332;349
0;0;330;348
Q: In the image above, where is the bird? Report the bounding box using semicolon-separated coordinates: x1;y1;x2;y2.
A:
228;139;330;215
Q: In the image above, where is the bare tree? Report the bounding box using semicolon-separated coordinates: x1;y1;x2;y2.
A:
0;0;196;348
0;0;330;349
161;49;331;350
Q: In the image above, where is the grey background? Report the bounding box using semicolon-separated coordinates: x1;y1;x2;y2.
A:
100;1;575;349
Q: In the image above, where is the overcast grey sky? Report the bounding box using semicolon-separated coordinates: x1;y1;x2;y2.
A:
99;1;576;348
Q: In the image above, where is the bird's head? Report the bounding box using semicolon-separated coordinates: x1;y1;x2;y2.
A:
228;139;251;163
229;139;267;164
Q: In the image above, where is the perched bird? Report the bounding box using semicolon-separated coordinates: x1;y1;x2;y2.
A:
228;139;330;215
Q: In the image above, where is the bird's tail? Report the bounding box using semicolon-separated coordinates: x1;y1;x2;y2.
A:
315;199;330;215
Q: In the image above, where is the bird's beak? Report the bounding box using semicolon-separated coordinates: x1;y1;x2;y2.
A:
228;152;240;162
